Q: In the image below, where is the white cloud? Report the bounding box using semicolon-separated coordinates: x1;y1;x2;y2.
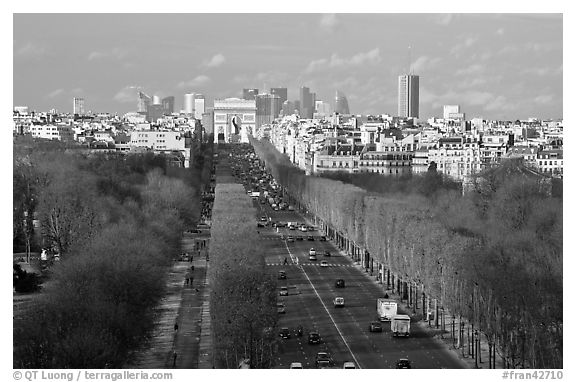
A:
411;56;442;73
88;51;106;60
113;86;138;103
320;14;339;31
47;89;64;98
203;53;226;68
455;64;484;76
15;42;47;59
305;48;381;73
533;94;554;104
432;14;455;26
496;28;505;35
177;75;211;89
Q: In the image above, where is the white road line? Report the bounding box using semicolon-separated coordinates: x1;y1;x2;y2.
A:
283;240;362;369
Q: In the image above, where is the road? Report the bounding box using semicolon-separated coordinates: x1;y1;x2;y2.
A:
256;201;465;369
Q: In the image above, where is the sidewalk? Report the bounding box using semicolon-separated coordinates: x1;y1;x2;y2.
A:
125;233;213;369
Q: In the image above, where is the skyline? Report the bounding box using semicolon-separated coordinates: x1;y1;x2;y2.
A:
13;13;562;120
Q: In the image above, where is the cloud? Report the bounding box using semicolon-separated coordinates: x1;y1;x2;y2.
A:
177;75;211;89
113;86;138;103
305;48;382;73
88;51;106;60
87;48;129;61
47;89;64;98
320;14;339;31
202;53;226;68
455;64;484;76
15;42;47;59
432;14;455;26
496;28;505;35
411;56;442;73
533;94;554;104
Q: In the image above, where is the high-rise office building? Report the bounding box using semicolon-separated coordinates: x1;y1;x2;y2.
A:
162;96;175;115
152;95;161;105
334;90;350;114
255;93;280;130
184;93;194;114
315;100;331;116
147;104;164;123
281;100;295;116
270;87;288;108
194;94;205;120
398;74;419;118
243;88;259;100
300;86;315;119
73;97;85;115
138;91;151;113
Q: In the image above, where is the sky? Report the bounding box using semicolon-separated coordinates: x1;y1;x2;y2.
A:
13;12;563;120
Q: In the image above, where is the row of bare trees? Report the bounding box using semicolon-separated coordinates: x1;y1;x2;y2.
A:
208;148;278;368
13;142;207;368
250;137;562;369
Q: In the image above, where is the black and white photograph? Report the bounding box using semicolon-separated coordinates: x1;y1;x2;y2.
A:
10;3;566;380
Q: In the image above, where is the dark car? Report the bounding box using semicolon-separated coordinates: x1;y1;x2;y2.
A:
369;321;383;332
278;270;287;280
277;302;286;314
324;250;331;257
335;279;345;288
396;359;411;369
307;235;315;241
295;236;304;241
315;352;334;368
257;222;267;228
319;236;327;241
308;331;321;344
279;327;291;339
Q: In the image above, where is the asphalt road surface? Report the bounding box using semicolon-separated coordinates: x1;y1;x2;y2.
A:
256;201;465;370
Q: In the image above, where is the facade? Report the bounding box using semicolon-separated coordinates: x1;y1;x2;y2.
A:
162;96;175;115
137;92;151;113
536;150;563;178
270;87;288;108
194;94;205;120
146;104;164;123
202;109;214;137
152;95;161;105
282;100;295;116
243;88;259;100
29;124;74;141
255;93;280;131
73;97;85;115
358;151;412;175
443;105;460;120
300;86;316;119
183;93;194;114
398;74;419;118
213;98;256;143
428;137;481;181
129;130;190;167
334;90;350;114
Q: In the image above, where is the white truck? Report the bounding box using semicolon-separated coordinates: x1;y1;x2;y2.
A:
377;298;398;322
251;191;260;198
391;314;411;337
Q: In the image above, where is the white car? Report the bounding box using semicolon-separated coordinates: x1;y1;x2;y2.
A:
320;260;328;267
290;362;303;369
334;297;345;307
343;361;356;369
300;226;307;232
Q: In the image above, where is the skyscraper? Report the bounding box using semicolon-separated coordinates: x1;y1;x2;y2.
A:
398;74;419;118
162;96;175;115
270;87;288;108
243;88;259;100
137;91;151;113
152;95;161;105
194;94;205;120
255;93;280;130
281;100;295;116
300;86;315;119
183;93;194;115
73;97;85;115
334;90;350;114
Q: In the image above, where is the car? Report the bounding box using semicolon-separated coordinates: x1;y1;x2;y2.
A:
369;321;383;332
320;260;328;267
307;235;315;241
289;362;303;369
257;222;266;228
288;205;295;211
277;302;286;314
276;222;287;227
334;297;345;307
279;286;289;296
296;236;304;241
308;331;321;344
319;236;327;241
315;352;334;368
342;362;356;369
260;216;267;222
300;226;308;232
307;226;316;231
324;250;331;257
279;327;291;339
286;235;294;242
335;279;345;288
278;270;287;280
289;225;296;230
396;359;411;369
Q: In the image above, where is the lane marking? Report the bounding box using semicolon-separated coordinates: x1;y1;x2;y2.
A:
283;240;362;369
